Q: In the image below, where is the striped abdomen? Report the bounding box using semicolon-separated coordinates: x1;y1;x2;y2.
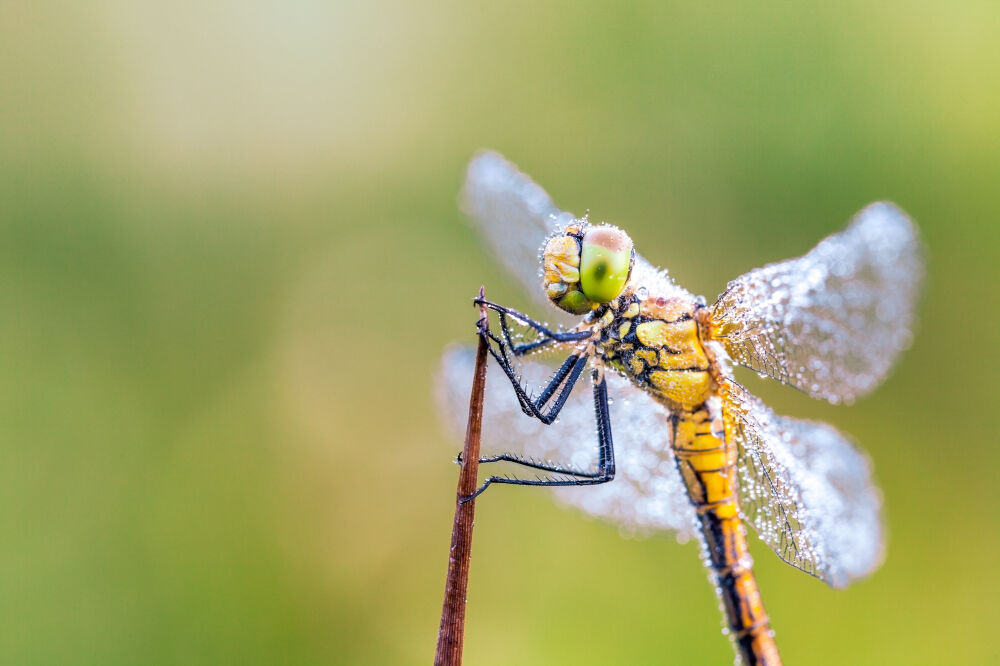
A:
671;401;782;666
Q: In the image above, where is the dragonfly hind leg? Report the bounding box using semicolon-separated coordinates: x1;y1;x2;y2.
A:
460;370;616;502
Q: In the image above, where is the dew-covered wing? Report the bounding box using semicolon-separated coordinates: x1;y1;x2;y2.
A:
461;151;576;309
437;345;697;539
629;254;694;303
720;379;884;587
711;202;923;404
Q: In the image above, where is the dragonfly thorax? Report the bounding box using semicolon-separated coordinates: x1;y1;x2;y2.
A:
594;292;715;411
542;221;635;315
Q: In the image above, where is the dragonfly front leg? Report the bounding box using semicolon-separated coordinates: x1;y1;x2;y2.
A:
475;297;591;356
461;370;616;502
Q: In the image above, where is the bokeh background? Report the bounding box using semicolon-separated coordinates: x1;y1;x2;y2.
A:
3;2;998;664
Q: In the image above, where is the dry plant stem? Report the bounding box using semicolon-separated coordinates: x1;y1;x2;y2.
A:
434;288;489;666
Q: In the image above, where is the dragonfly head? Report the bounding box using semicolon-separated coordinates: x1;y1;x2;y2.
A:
542;221;635;315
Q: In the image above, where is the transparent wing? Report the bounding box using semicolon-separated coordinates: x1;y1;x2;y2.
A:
462;151;691;311
720;378;884;587
711;202;924;404
630;254;694;303
461;151;576;310
437;345;697;539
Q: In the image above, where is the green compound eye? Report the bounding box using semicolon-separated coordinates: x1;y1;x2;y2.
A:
579;227;634;303
557;289;592;315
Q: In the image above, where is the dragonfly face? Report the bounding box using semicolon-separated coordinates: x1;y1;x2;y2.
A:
443;150;923;665
542;221;635;314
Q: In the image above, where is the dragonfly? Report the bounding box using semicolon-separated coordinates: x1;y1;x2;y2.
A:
437;151;923;665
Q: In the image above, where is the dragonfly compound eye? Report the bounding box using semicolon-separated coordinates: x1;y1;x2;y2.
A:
579;226;634;304
543;233;595;314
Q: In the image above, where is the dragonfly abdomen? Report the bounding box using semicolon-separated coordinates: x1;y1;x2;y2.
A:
671;401;782;666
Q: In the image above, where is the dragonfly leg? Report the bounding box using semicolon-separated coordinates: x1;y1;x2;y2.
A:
481;334;588;424
475;297;591;355
463;453;602;476
460;371;615;503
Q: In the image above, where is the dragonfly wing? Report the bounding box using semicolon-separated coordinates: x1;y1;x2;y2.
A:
629;254;694;302
720;379;884;587
711;202;923;403
437;346;697;539
461;152;576;310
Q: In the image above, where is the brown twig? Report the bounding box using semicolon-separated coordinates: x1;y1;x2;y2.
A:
434;287;489;666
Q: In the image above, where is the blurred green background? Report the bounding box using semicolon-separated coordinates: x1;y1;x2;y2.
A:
2;2;998;664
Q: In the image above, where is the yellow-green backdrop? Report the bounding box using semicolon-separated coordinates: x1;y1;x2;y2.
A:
2;2;997;664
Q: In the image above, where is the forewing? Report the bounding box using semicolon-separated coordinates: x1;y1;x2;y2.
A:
711;202;923;404
720;379;884;587
461;152;576;310
629;254;693;303
437;346;697;539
